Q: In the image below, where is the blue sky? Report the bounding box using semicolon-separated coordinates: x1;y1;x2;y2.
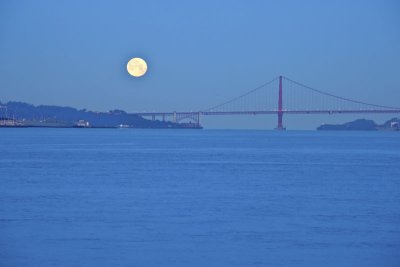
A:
1;0;399;129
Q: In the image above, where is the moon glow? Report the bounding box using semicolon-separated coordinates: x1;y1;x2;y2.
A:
127;57;147;77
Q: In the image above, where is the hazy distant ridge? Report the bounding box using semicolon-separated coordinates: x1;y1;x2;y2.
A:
1;101;180;128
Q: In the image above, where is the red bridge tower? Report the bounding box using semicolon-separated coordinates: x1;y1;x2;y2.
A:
276;75;285;130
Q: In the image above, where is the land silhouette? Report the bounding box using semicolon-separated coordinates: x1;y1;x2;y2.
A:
0;101;200;128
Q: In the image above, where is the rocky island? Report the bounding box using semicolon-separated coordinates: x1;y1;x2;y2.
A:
317;118;399;131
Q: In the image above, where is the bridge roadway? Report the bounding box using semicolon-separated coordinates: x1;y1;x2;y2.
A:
133;109;400;117
132;109;400;126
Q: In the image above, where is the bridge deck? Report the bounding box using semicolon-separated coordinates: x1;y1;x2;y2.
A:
133;109;400;117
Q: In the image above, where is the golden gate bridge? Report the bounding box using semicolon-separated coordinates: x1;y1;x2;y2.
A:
132;76;400;129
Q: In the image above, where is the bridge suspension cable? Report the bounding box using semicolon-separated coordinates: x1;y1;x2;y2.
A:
282;76;400;110
203;77;279;112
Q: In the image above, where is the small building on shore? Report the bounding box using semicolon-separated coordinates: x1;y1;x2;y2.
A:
75;120;90;128
0;117;20;127
390;121;399;129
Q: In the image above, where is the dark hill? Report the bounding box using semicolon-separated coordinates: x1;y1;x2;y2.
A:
1;101;183;128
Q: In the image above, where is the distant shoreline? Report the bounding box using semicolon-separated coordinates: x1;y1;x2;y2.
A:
1;101;203;129
0;125;203;129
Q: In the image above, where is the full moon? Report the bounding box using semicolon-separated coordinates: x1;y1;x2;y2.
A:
127;57;147;77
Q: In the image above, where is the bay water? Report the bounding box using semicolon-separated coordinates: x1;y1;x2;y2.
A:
1;129;399;266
